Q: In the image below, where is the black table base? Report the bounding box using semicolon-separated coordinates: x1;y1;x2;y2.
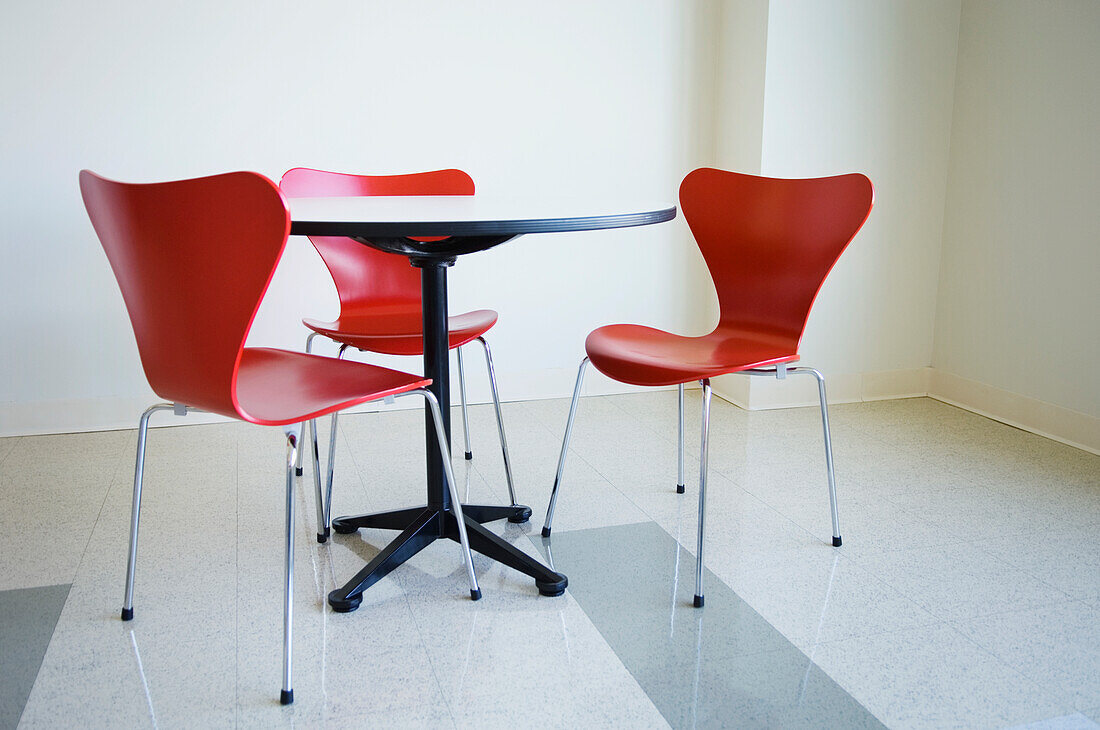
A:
308;241;570;611
327;504;567;612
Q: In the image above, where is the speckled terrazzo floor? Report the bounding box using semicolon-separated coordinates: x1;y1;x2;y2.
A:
1;394;1097;729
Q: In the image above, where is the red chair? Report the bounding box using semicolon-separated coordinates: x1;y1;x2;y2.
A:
279;167;518;544
542;168;874;607
79;169;480;706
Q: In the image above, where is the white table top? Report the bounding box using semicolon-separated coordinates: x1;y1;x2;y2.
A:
287;193;677;239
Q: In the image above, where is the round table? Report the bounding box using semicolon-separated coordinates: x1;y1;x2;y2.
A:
290;193;677;611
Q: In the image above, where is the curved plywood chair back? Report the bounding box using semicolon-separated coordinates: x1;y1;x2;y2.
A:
679;168;873;352
79;170;290;418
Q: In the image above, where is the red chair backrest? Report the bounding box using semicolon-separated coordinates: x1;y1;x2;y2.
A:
279;168;475;312
679;168;873;352
79;170;291;419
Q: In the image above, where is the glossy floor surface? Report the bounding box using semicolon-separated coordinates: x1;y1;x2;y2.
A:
1;394;1098;729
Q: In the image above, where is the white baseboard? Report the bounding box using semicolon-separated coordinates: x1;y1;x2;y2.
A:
708;366;1098;455
0;366;677;438
5;366;1094;455
927;370;1099;455
710;367;931;410
0;396;233;437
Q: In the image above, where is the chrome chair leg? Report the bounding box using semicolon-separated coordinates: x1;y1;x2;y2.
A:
457;346;473;460
309;417;323;540
121;403;175;621
477;337;518;508
694;380;712;608
281;424;302;705
542;357;589;537
790;367;842;546
313;344;347;543
677;382;686;494
743;366;842;547
398;389;481;599
295;332;322;476
321;408;339;540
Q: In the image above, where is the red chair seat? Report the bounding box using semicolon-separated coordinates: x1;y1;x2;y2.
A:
233;348;430;425
585;324;799;387
302;308;498;356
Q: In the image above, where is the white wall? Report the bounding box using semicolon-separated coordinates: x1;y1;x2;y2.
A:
709;0;963;406
933;0;1100;421
713;0;769;177
6;0;1094;449
0;1;712;435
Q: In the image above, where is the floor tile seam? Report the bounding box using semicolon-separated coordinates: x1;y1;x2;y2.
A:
1069;595;1100;612
583;398;710;491
942;541;1087;602
539;435;639;519
720;481;840;544
872;495;995;539
838;552;1082;613
464;449;515;507
798;627;1033;728
581;454;682;529
723;546;911;596
943;615;1083;708
398;588;461;729
58;437;136;603
865;577;1079;627
710;568;944;651
606;394;694;446
795;609;947;650
326;420;380;512
873;485;987;515
947;593;1097;627
844;411;994;461
963;531;1100;571
801;615;1015;661
524;393;656;440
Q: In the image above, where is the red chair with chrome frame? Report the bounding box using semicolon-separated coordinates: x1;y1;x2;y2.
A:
279;167;519;545
80;169;480;706
542;167;874;608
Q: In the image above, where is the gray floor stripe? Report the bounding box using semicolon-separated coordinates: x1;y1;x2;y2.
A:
538;522;884;729
0;584;70;730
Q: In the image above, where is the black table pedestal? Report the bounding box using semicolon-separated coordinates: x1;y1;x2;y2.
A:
327;502;564;612
325;252;567;612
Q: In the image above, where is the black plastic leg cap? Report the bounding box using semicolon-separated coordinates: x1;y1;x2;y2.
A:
833;535;843;547
470;588;482;601
541;526;551;538
280;689;294;705
693;594;704;608
328;590;362;613
316;533;328;544
294;467;303;477
121;607;134;621
536;574;568;597
464;451;473;460
676;484;685;494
